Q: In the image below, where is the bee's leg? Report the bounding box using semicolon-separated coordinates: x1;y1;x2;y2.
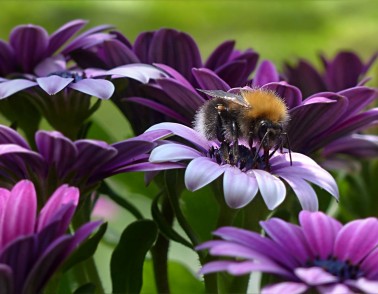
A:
230;120;239;165
215;104;231;164
263;147;271;172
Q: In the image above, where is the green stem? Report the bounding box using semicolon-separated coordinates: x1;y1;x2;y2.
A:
150;196;172;294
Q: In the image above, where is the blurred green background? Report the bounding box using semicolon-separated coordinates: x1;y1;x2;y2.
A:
1;1;377;293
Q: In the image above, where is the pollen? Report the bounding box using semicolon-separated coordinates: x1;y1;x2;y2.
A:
241;89;288;123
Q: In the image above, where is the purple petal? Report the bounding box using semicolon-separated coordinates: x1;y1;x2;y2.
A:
223;167;258;209
0;264;13;294
127;97;191;124
204;40;235;70
147;122;211;151
37;185;79;232
360;248;378;279
252;60;279;86
0;125;30;148
34;55;66;77
260;218;310;265
106;63;168;83
317;283;352;294
338;86;377;117
47;19;87;55
262;82;303;109
299;211;342;260
252;170;285;210
199;260;237;275
346;278;378;294
150;144;202;163
185;157;225;191
214;60;250;87
36;76;73;95
262;282;308;294
192;68;230;91
334;217;378;264
1;180;36;248
112;162;185;174
154;63;195;89
0;40;16;76
10;24;49;72
97;39;140;67
295;267;338;285
279;175;319;211
35;131;78;178
0;79;37;99
68;78;114;99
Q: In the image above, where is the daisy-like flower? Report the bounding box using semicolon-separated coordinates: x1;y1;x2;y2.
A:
0;124;178;201
284;50;378;97
147;122;338;210
197;211;378;294
73;28;259;134
0;179;102;294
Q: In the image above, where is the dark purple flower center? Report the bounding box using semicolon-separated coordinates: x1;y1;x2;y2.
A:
309;256;363;281
208;143;268;171
50;71;86;82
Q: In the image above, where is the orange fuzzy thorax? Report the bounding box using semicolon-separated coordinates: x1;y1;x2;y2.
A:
241;89;288;123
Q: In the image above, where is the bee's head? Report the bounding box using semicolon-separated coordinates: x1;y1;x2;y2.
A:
256;120;283;149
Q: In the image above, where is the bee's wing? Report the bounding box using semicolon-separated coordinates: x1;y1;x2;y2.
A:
197;89;249;107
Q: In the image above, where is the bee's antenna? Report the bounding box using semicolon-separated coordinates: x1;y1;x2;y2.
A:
283;133;292;166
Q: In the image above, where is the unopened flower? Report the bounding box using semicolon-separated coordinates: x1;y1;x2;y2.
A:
0;180;102;293
147;123;338;210
197;211;378;294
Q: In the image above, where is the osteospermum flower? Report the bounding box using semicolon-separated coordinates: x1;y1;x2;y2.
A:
147;123;338;210
284;50;378;97
0;124;178;201
197;211;378;294
0;180;101;294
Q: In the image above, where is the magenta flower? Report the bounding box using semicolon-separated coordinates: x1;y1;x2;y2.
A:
147;123;338;210
197;211;378;294
0;180;101;294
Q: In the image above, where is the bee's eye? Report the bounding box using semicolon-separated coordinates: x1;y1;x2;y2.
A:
258;121;269;139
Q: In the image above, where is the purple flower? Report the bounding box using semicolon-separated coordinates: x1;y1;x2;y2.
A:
147;123;338;210
73;28;259;134
0;124;178;200
284;50;378;97
197;211;378;294
0;179;101;294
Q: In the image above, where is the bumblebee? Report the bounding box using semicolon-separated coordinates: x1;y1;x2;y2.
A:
194;88;291;169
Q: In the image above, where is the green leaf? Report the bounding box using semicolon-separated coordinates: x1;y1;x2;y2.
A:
73;283;96;294
111;220;158;294
151;192;192;248
62;222;108;272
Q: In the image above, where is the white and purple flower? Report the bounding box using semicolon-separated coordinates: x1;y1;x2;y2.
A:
197;211;378;294
147;122;338;210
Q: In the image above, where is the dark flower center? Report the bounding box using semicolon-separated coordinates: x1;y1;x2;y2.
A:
50;71;85;82
208;143;268;171
308;256;363;281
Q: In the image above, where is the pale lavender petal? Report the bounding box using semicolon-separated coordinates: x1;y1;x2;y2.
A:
68;78;114;99
260;218;310;265
346;278;378;294
150;144;202;162
334;217;378;264
252;170;285;210
185;157;225;191
34;55;66;76
299;211;342;259
199;260;237;275
192;68;230;91
127;97;190;124
36;76;73;95
0;79;37;99
1;180;36;248
37;185;79;231
147;122;211;151
252;60;279;86
10;24;49;72
317;283;352;294
106;63;168;83
295;267;338;285
279;176;318;211
262;282;308;294
47;19;87;55
223;167;258;209
227;260;289;276
0;264;13;294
